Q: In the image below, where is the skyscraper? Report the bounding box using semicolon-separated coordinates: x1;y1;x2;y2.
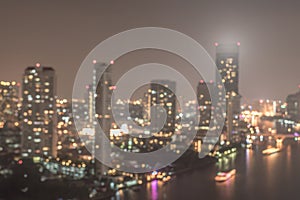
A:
93;61;114;175
56;98;78;157
21;63;57;158
216;43;239;95
0;81;20;129
0;81;21;156
72;98;89;130
286;89;300;121
197;80;213;133
93;62;113;137
148;80;176;134
215;43;241;139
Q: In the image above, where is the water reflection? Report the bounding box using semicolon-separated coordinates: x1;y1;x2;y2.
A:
286;144;292;179
216;152;237;172
215;152;237;200
264;148;278;200
245;148;252;175
150;180;158;200
114;141;299;200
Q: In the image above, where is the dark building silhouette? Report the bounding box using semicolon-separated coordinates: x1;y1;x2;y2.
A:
286;89;300;121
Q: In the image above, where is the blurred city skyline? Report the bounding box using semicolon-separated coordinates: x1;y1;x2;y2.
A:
1;1;300;199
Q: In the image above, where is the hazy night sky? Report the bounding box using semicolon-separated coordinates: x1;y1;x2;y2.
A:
0;0;300;101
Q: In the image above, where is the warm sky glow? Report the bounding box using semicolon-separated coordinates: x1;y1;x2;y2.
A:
0;1;299;100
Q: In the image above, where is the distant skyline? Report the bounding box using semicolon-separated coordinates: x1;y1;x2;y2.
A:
1;0;300;101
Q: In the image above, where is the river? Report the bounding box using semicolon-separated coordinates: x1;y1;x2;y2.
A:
113;139;300;200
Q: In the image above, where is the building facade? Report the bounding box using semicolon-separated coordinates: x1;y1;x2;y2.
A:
197;80;214;133
0;81;20;129
286;90;300;122
216;43;241;139
148;80;176;134
93;61;114;175
21;63;57;158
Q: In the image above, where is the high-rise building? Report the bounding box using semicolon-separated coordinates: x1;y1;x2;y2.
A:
148;80;176;134
111;99;145;127
197;80;214;133
85;84;94;126
21;63;57;158
0;81;21;156
93;62;113;137
56;98;79;157
0;81;20;129
72;98;89;130
286;89;300;121
215;43;241;139
0;127;21;156
196;79;227;153
216;43;239;95
93;61;114;175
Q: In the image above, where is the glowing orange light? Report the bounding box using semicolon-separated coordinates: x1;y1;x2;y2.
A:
18;160;23;165
109;86;117;90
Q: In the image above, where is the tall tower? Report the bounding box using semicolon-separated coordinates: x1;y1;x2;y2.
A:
286;88;300;121
0;81;21;156
93;62;113;136
0;81;20;128
21;63;57;158
93;61;114;176
215;43;241;139
197;80;214;134
149;80;176;134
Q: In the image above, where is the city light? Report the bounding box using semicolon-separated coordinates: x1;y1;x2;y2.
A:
0;2;299;199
